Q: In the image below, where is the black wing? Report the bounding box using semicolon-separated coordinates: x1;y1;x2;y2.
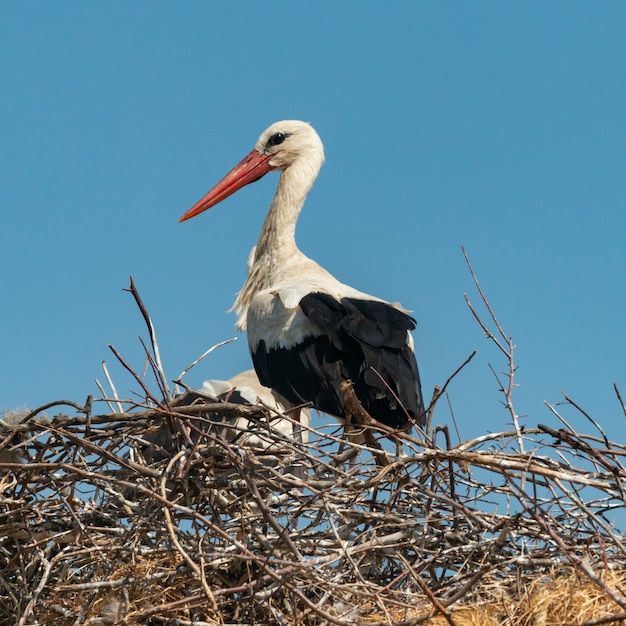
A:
252;292;424;429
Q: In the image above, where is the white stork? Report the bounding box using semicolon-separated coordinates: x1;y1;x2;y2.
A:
179;121;425;432
197;369;310;448
142;369;309;462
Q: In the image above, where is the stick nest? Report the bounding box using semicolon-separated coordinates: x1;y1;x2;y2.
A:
3;273;626;625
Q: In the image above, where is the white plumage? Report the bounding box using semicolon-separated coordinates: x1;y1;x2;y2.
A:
197;369;309;448
141;369;309;462
180;121;425;431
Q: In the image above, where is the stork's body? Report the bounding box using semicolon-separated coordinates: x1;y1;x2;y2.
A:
180;121;425;430
198;369;310;447
142;370;309;462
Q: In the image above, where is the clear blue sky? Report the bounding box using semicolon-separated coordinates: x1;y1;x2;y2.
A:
2;3;625;445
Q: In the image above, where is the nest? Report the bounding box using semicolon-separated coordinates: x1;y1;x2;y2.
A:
3;269;626;625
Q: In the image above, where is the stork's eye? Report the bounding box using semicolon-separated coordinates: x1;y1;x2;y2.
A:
267;132;289;148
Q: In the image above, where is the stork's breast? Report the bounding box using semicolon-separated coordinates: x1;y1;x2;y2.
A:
246;289;320;351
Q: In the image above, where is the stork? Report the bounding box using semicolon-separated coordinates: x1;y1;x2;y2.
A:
179;121;425;433
142;369;309;464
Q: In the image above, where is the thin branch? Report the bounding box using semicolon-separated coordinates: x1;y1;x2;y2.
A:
98;359;125;413
175;337;238;386
614;383;626;420
108;343;164;408
124;275;171;401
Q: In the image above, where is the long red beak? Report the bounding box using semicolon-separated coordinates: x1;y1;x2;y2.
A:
179;149;274;223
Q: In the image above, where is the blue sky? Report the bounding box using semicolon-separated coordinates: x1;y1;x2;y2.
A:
2;3;625;446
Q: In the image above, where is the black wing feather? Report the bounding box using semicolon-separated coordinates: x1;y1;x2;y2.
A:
252;293;425;429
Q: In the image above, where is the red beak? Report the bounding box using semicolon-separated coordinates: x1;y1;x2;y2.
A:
179;149;274;223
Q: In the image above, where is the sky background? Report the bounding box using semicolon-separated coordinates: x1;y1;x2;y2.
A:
2;4;625;455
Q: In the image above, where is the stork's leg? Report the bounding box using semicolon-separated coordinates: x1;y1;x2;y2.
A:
395;435;402;459
288;408;307;479
292;407;303;444
334;420;360;467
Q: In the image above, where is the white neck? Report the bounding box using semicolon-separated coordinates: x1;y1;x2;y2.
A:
255;156;320;265
232;153;322;328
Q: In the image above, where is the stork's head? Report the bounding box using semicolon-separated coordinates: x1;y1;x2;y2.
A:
179;120;325;222
255;120;325;171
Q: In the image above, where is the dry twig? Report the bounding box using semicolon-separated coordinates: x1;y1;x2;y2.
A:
3;272;626;625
